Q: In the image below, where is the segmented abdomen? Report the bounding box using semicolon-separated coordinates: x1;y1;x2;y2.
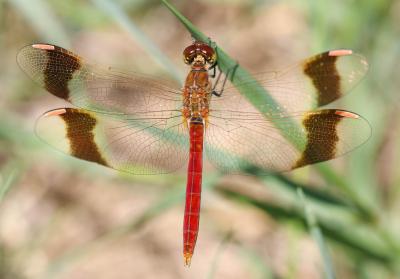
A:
183;121;204;265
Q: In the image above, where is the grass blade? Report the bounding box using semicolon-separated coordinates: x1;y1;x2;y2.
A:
217;186;395;265
91;0;184;83
297;188;336;279
207;231;233;279
9;0;70;46
44;174;220;278
161;0;303;149
237;245;278;279
0;169;17;203
161;0;375;218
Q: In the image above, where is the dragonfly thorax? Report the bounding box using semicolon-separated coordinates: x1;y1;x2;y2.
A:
182;69;212;122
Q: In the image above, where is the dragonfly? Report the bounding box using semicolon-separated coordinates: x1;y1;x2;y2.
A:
17;41;370;266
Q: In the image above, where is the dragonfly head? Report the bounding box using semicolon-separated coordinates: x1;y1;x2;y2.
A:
183;41;216;68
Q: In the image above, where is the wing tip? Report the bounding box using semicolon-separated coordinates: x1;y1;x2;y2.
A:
32;44;55;50
328;49;353;57
334;110;360;119
44;108;67;117
329;49;369;75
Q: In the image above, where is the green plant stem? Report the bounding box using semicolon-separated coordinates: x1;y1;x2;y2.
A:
161;0;376;223
298;188;336;279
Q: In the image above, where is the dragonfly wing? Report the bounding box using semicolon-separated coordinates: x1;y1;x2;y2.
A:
218;50;368;113
205;109;370;173
19;44;188;174
36;108;188;175
17;44;182;114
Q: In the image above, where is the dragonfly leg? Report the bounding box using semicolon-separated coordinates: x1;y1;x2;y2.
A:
212;63;239;97
209;64;217;78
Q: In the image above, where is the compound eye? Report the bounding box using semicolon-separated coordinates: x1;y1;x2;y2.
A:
199;44;216;65
183;53;194;64
206;52;217;65
183;41;216;65
183;45;197;64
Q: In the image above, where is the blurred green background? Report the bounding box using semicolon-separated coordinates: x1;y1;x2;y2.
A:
1;0;400;278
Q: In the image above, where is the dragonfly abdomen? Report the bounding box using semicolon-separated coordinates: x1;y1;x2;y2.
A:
183;120;204;266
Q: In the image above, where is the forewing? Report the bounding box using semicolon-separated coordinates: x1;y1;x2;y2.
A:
205;109;370;173
17;44;182;114
217;50;368;114
36;108;188;175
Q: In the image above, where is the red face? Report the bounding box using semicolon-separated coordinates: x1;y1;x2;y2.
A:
183;41;216;66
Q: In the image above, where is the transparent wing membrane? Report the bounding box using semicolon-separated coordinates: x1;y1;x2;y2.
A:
36;108;188;174
206;109;370;173
18;44;370;174
17;44;182;115
216;50;369;114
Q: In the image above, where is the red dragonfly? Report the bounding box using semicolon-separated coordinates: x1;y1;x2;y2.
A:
17;41;370;266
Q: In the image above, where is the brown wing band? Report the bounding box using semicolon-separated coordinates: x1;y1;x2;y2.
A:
43;46;81;100
303;52;340;106
59;109;109;166
294;110;343;168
